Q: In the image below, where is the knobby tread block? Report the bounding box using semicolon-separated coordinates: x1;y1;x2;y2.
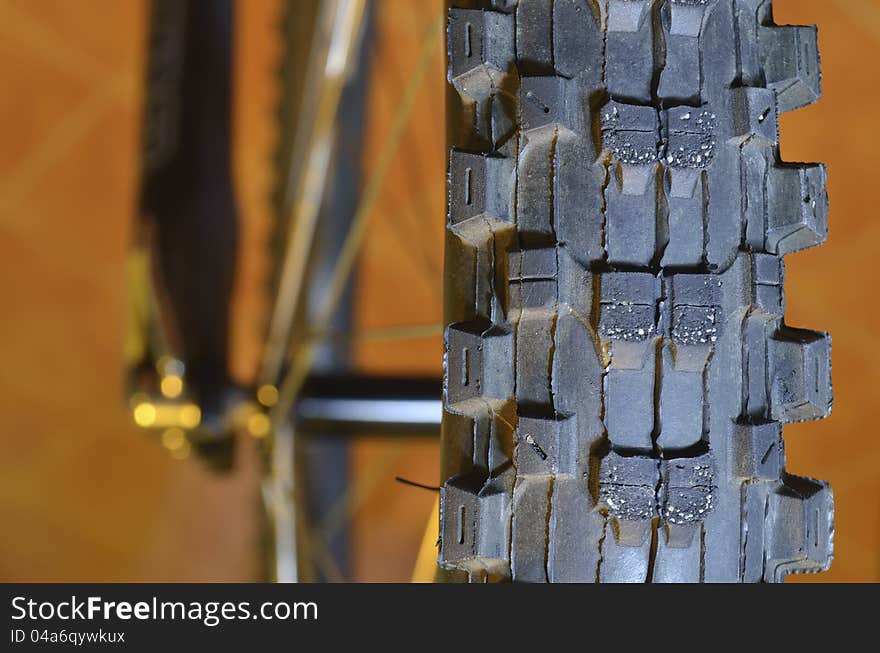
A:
441;0;831;583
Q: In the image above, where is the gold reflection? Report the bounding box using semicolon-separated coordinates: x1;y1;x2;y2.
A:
256;384;279;407
169;439;191;461
133;402;156;427
160;427;185;451
179;405;201;429
247;412;271;439
160;375;183;399
132;402;201;430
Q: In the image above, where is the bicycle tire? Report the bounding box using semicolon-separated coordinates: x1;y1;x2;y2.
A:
439;0;832;583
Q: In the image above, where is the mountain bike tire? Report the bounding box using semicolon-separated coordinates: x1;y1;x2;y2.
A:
439;0;832;583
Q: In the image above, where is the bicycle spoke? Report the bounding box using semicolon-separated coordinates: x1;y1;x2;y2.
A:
270;13;444;426
832;0;880;45
308;528;347;583
260;0;367;388
306;322;443;345
264;421;298;582
369;41;442;291
0;0;109;83
379;8;443;291
293;441;402;582
316;442;403;545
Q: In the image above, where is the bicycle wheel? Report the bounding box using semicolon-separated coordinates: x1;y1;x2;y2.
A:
439;0;832;582
266;0;374;582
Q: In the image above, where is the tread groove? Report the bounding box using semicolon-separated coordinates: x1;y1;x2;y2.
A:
440;0;831;583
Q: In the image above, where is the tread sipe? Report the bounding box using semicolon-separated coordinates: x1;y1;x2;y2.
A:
440;0;832;583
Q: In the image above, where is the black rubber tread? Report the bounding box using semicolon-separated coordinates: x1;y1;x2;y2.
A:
440;0;832;583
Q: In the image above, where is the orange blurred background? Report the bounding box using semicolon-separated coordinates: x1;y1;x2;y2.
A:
0;0;877;582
